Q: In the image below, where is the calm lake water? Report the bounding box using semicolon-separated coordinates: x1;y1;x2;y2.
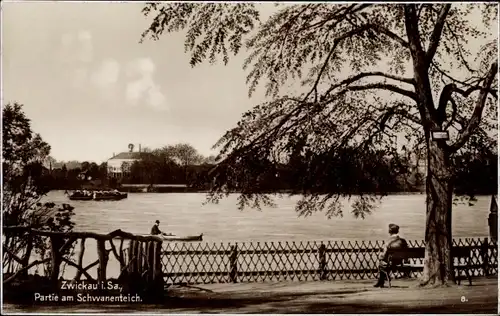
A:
44;191;492;242
4;191;494;312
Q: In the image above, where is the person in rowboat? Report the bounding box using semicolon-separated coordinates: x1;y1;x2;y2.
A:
150;220;174;236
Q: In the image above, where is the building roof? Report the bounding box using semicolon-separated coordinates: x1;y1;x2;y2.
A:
108;152;142;160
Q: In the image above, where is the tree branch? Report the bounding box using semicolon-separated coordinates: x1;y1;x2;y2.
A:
108;239;124;268
431;61;483;88
335;83;418;101
298;4;371;33
449;61;498;152
305;41;339;103
325;71;415;97
3;259;50;285
302;20;412;104
372;24;409;49
452;85;498;100
436;83;456;124
426;4;451;62
433;7;478;74
61;257;95;281
404;5;425;57
392;108;422;126
3;245;24;265
438;80;498;125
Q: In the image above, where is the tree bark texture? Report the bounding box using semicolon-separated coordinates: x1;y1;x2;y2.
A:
421;138;455;286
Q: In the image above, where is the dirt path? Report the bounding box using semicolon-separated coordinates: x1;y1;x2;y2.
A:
3;277;498;314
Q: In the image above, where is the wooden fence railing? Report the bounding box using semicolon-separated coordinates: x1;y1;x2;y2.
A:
3;227;163;294
161;237;498;285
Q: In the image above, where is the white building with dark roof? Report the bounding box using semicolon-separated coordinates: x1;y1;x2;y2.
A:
107;151;141;178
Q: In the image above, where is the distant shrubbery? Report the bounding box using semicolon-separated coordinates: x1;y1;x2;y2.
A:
41;145;496;195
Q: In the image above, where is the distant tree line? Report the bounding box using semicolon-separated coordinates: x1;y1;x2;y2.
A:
40;142;496;195
41;161;109;190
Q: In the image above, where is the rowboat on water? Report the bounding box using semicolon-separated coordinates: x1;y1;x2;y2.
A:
138;233;204;242
94;192;128;201
162;234;203;242
68;195;94;201
65;190;128;201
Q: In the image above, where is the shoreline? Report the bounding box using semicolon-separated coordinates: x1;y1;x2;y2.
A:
49;189;496;197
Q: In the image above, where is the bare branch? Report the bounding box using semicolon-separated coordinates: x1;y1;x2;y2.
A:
449;61;498;152
426;4;451;62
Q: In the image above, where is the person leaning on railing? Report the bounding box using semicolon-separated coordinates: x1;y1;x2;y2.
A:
374;223;409;288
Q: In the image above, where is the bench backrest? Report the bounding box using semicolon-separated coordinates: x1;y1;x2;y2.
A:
387;246;472;261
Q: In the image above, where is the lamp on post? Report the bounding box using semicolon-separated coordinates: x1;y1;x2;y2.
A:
431;129;449;141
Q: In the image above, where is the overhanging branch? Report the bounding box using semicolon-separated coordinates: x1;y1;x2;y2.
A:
431;61;484;88
448;61;498;152
371;25;409;48
304;23;411;103
324;72;415;97
335;83;418;101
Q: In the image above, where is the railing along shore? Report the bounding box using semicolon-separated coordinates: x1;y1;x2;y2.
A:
2;227;497;288
161;238;498;285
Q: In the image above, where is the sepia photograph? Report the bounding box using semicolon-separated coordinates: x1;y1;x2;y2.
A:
1;1;498;314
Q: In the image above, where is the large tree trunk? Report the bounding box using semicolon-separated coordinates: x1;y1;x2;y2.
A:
420;137;455;286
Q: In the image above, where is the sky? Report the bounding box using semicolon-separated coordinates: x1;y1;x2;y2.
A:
2;2;277;163
2;2;496;164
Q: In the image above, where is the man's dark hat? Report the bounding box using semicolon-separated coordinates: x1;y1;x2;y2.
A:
155;220;160;224
389;223;399;230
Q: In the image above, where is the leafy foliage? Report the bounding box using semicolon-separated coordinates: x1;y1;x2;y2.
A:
166;143;204;167
3;103;52;226
2;103;76;272
142;4;498;218
141;3;260;67
123;143;206;185
207;146;415;217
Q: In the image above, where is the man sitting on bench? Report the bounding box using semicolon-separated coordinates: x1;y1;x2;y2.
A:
374;223;408;288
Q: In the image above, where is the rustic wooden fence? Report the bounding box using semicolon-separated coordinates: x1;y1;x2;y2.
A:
161;237;498;285
3;227;163;295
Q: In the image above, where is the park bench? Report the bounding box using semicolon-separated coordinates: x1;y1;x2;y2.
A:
383;247;473;287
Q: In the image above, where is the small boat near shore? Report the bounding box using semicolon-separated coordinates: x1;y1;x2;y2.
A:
162;234;203;242
94;191;128;201
138;233;204;242
66;190;128;201
68;195;93;201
